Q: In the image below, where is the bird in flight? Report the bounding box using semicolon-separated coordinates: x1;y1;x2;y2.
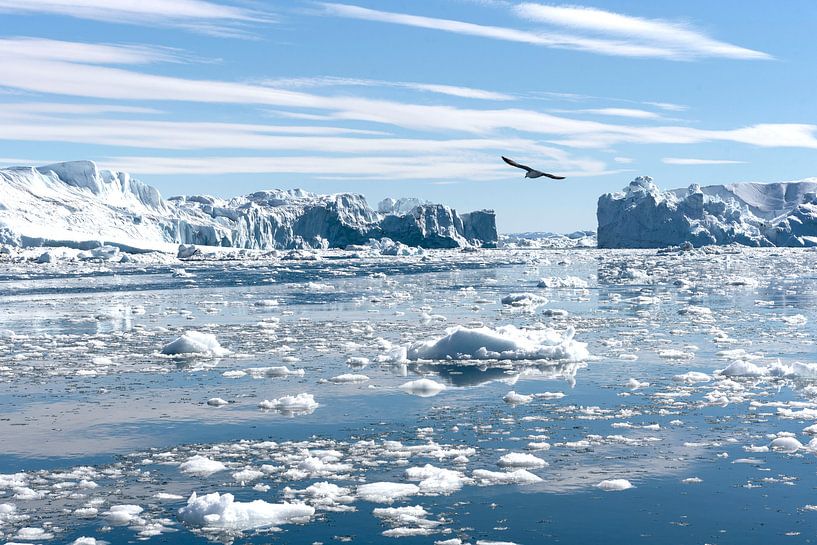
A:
501;156;565;180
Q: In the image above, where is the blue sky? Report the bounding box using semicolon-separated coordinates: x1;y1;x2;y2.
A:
0;0;815;232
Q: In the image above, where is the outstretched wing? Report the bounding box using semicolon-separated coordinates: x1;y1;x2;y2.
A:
501;156;532;172
541;172;566;180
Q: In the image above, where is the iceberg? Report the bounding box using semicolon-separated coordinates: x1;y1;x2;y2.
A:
597;175;817;248
0;161;497;251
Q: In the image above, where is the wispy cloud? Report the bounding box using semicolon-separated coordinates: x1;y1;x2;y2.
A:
564;107;661;120
320;2;770;61
515;3;771;60
645;101;688;112
662;158;745;165
264;76;515;101
0;0;273;37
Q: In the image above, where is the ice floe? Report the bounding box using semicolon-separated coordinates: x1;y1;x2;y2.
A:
178;492;314;530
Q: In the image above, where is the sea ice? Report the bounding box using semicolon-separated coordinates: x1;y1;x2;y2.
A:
404;325;589;362
399;379;447;397
596;479;633;491
179;456;227;477
356;482;420;503
258;393;319;414
161;332;228;356
497;453;547;468
178;492;314;530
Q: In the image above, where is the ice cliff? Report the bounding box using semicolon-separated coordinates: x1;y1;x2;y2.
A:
0;161;497;251
597;176;817;248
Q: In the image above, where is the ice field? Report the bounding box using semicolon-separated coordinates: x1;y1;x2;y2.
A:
2;246;817;544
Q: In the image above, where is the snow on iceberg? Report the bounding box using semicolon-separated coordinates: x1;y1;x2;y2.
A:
177;492;314;530
0;161;497;251
598;175;817;248
404;325;589;362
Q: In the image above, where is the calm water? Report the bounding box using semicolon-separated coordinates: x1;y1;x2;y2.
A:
1;247;817;544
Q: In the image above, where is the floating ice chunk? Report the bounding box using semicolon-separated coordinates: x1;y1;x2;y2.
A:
596;479;633;491
357;482;420;503
346;356;370;367
155;493;184;500
627;378;649;389
678;305;712;316
719;360;817;379
719;360;767;377
104;504;143;525
535;391;565;400
15;526;55;540
405;464;470;495
472;469;543;485
328;374;370;383
207;398;228;407
399;379;447;397
673;372;711;383
253;299;279;307
70;538;104;545
770;436;803;453
284;482;355;512
161;332;228;356
245;366;305;378
179;455;227;477
374;505;441;537
658;349;694;360
503;391;532;405
498;453;547;468
537;276;588;289
178;492;314;530
781;314;807;326
405;325;589;362
501;293;548;307
233;468;264;482
258;393;319;415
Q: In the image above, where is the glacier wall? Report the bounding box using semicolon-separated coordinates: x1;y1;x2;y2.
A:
0;161;497;251
598;176;817;248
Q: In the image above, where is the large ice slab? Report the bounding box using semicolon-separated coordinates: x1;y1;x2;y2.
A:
597;176;817;248
0;161;497;251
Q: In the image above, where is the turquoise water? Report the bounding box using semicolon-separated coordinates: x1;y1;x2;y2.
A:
1;248;817;544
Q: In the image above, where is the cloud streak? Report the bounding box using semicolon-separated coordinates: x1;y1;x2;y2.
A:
321;2;770;61
265;76;515;101
662;157;745;165
0;0;273;37
515;3;771;60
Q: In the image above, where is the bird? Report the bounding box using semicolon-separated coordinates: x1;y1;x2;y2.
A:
501;156;565;180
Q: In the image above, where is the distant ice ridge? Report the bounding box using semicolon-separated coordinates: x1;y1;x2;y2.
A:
500;231;596;249
0;161;497;251
598;175;817;248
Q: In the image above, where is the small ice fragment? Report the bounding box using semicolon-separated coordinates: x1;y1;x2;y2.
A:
596;479;633;491
399;379;446;397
